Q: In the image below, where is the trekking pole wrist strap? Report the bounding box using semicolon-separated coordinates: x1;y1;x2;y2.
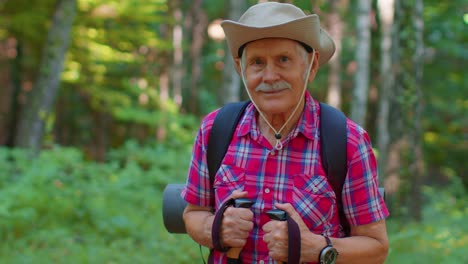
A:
286;215;301;264
212;198;301;263
212;198;235;252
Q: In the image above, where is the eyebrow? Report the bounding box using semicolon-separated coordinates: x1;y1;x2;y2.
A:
238;40;313;57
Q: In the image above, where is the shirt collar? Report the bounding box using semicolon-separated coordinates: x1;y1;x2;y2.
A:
236;91;320;141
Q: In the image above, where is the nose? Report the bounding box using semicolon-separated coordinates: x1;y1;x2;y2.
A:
262;63;280;83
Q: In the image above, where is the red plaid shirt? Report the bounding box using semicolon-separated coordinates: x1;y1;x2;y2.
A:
182;92;389;264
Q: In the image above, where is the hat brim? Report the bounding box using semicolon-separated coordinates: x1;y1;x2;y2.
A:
221;14;335;66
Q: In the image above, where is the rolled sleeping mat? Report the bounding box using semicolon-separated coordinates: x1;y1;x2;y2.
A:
162;183;188;233
379;187;385;200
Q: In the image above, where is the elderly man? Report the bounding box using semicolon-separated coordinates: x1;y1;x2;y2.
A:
182;2;389;264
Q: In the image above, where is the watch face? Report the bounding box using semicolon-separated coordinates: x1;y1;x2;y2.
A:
321;247;339;264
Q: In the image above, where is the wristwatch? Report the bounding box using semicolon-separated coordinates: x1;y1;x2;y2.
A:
319;236;338;264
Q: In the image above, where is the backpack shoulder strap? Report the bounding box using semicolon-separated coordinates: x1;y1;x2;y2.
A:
207;101;250;184
206;101;350;234
319;102;349;235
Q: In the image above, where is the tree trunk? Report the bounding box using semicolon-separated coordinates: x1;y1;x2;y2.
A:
0;37;23;147
390;0;403;142
376;0;395;185
7;40;23;147
188;0;207;115
221;0;246;104
14;0;77;154
156;3;177;142
0;38;15;146
350;0;372;126
0;67;10;145
91;110;110;162
158;19;172;103
326;0;345;109
409;0;424;221
388;0;403;159
171;0;184;106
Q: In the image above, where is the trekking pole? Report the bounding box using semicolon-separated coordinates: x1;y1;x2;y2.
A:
266;209;288;264
226;198;254;264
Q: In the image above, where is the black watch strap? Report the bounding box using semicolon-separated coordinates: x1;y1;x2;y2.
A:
324;236;332;247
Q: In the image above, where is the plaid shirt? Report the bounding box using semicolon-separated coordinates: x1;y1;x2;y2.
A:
182;92;389;264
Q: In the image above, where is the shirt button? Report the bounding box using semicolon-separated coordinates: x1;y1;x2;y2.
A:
265;188;270;194
223;176;228;182
259;261;264;264
270;150;275;156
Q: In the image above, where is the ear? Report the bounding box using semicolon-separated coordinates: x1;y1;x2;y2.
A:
234;58;242;75
307;51;320;82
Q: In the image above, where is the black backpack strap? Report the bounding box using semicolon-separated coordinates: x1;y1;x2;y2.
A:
207;101;250;186
206;101;350;236
206;101;249;263
319;102;349;236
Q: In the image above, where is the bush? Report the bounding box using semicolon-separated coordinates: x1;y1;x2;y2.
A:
386;185;468;263
1;144;466;263
0;144;202;263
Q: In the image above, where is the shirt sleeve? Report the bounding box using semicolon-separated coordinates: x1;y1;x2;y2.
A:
343;120;389;226
181;110;218;207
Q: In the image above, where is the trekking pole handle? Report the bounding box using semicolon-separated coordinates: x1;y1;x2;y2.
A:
234;198;255;209
266;209;288;264
226;198;254;264
266;209;288;221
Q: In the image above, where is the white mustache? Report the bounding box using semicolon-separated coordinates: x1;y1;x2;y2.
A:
255;81;292;92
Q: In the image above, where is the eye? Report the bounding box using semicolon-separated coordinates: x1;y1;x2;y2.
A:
279;56;290;63
253;58;264;65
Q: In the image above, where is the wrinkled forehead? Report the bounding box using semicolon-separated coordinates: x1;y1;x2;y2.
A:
240;38;312;57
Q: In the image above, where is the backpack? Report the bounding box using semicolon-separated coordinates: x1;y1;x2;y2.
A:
207;101;350;235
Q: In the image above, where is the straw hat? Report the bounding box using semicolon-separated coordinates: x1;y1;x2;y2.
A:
221;2;335;66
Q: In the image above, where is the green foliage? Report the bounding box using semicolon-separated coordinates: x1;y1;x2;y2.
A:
0;3;466;261
387;185;468;263
1;145;466;263
2;0;464;181
0;144;201;263
422;0;467;187
59;0;182;146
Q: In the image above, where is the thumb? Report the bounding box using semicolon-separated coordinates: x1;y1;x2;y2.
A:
274;203;297;217
275;203;308;231
230;189;248;200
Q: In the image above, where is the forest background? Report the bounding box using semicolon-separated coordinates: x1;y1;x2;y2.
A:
0;0;466;263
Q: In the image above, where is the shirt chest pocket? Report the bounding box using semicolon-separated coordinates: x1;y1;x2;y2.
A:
292;174;336;230
213;165;245;206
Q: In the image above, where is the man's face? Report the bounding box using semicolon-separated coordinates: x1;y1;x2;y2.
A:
240;38;317;116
